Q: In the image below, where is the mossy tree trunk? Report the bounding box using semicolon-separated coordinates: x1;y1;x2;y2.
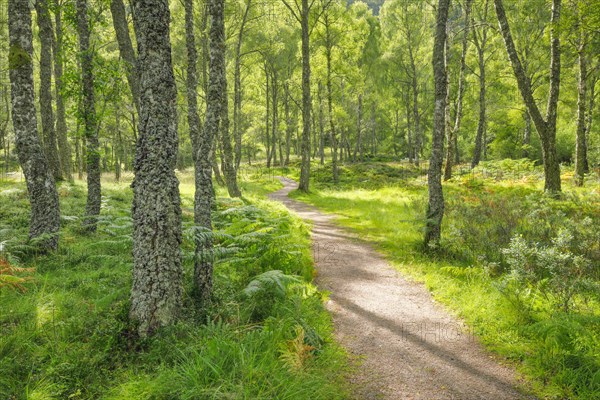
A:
471;0;489;168
110;0;140;116
8;0;60;250
35;0;61;181
194;0;229;302
574;10;588;187
425;0;450;246
444;0;472;180
323;11;338;183
494;0;562;193
77;0;101;231
233;0;251;171
53;0;72;181
129;0;183;337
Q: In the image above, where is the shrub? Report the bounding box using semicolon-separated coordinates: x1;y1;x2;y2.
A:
500;228;600;314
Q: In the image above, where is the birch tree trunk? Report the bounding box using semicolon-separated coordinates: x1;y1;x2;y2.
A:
574;22;588;187
53;0;72;181
233;0;251;171
129;0;183;336
110;0;140;115
318;82;324;165
324;13;338;183
425;0;450;246
444;0;472;180
194;0;231;301
471;1;488;168
298;0;312;192
36;0;62;181
77;0;101;231
219;58;241;197
494;0;562;193
8;0;60;250
185;0;200;160
271;70;279;167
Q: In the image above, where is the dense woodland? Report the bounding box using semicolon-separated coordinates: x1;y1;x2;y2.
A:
1;0;600;398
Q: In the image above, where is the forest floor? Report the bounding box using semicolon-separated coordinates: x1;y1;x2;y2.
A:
270;176;532;400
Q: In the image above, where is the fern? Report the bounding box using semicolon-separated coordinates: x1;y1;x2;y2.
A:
278;326;315;371
243;270;302;299
0;258;35;292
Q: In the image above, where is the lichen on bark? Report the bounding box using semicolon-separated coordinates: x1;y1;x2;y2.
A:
129;0;183;337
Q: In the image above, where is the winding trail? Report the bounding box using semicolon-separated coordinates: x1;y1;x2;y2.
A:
269;177;531;400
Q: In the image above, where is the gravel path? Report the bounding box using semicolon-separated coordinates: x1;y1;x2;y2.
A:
269;177;531;400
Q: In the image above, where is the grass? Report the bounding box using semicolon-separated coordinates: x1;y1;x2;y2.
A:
290;159;600;400
0;171;349;400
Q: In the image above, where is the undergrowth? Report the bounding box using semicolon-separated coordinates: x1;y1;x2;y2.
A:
0;174;348;399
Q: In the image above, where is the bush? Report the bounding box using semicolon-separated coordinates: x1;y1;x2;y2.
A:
500;229;600;314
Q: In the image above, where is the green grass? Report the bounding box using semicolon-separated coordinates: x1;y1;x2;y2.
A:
290;160;600;400
0;171;349;400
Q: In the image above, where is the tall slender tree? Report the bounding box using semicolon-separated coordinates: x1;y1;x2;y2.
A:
471;0;490;168
233;0;252;170
425;0;450;246
129;0;183;336
282;0;313;191
8;0;60;250
573;2;589;187
194;0;228;301
35;0;61;181
53;0;72;181
322;9;339;183
494;0;562;193
77;0;101;230
219;41;242;197
444;0;472;180
110;0;140;115
185;0;200;159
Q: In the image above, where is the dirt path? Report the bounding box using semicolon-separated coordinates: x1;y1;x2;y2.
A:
269;177;531;400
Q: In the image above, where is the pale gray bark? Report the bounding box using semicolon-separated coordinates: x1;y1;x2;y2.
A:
185;0;200;159
130;0;183;336
110;0;140;115
53;0;72;181
370;102;376;156
324;12;338;183
405;89;413;163
408;39;421;166
471;0;489;168
233;0;251;170
494;0;562;193
444;0;472;180
271;69;279;167
77;0;101;231
8;0;60;250
425;0;450;246
298;0;311;191
284;83;292;165
354;94;363;162
75;131;83;179
209;0;241;197
219;57;241;197
523;111;531;157
194;0;230;301
574;19;588;187
265;64;271;167
318;82;324;165
115;110;122;181
36;0;61;181
584;68;597;173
